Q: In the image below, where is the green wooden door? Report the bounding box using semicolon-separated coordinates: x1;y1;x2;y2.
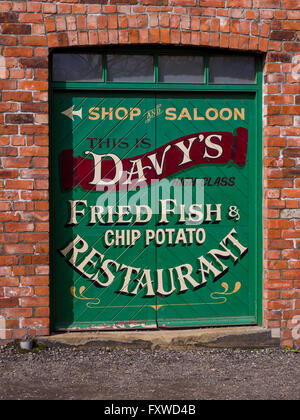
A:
155;92;257;327
51;89;260;330
51;91;158;329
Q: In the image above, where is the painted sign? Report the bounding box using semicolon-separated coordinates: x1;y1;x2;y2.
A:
51;91;258;330
60;127;248;191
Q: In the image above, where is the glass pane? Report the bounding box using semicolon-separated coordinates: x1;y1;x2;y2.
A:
52;53;103;82
158;55;204;83
209;55;256;84
107;55;154;82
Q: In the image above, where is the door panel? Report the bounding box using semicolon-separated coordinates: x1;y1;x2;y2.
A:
155;92;257;327
51;90;259;330
51;91;158;330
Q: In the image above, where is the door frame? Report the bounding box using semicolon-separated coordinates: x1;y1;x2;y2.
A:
49;47;263;332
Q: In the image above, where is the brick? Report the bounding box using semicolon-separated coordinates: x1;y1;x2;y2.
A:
227;0;248;5
268;116;294;126
0;12;18;23
2;23;31;34
0;169;18;179
0;256;18;266
0;125;18;136
5;287;34;298
5;244;34;255
0;202;11;211
267;52;292;63
5;180;34;190
5;222;34;233
19;58;48;69
20;191;48;201
3;47;33;57
170;0;196;5
2;157;31;169
270;31;295;41
2;91;32;102
0;2;11;12
19;81;48;91
253;0;280;7
0;298;18;308
282;21;300;31
0;35;17;46
0;80;17;90
5;114;34;124
19;13;43;24
21;318;49;328
20;297;49;308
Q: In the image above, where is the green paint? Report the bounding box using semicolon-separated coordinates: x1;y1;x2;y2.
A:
50;50;262;331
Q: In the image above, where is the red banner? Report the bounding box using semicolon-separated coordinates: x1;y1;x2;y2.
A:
60;127;248;191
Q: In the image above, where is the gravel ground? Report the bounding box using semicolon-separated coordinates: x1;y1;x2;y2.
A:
0;341;299;401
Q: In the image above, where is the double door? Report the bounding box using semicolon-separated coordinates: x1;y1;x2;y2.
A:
51;90;259;330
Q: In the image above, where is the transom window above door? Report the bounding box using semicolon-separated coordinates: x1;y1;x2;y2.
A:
51;50;257;85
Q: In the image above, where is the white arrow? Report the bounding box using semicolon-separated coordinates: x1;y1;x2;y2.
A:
61;105;82;121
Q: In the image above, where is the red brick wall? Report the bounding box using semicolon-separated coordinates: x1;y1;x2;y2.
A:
0;0;299;348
